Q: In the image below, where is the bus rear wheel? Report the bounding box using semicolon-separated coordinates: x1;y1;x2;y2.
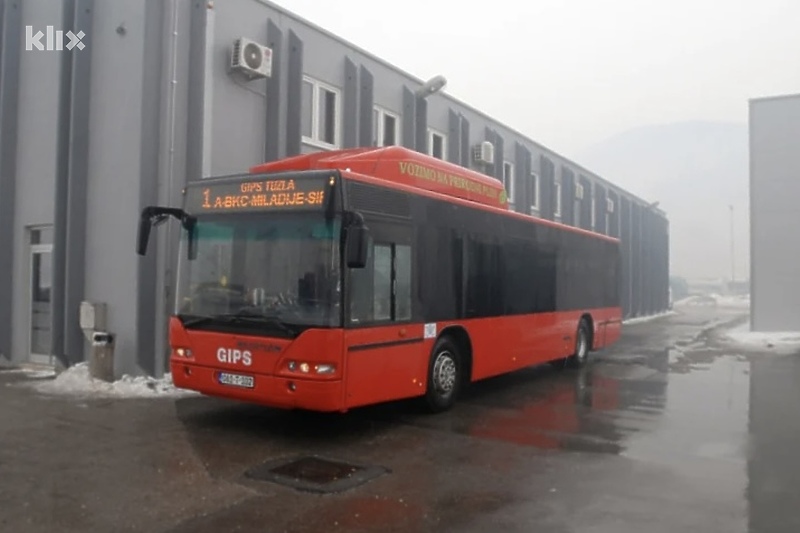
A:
424;337;462;413
568;319;591;368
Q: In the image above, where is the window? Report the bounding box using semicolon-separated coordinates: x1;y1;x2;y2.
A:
301;76;341;149
428;129;447;160
350;240;412;323
530;172;540;212
503;161;515;207
554;180;562;218
590;182;596;230
606;198;614;234
373;106;400;147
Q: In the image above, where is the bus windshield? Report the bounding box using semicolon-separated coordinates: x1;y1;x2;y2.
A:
175;212;341;334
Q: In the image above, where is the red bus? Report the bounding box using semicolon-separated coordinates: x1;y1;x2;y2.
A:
137;146;622;413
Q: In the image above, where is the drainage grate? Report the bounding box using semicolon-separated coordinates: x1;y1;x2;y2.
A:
245;455;389;494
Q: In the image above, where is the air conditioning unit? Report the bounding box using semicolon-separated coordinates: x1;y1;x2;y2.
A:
575;183;585;200
472;141;495;165
231;37;273;80
606;198;615;213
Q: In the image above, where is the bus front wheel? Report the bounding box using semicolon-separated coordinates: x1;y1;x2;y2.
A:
569;319;591;368
424;337;462;413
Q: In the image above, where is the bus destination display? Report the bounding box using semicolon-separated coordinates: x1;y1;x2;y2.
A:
186;176;329;213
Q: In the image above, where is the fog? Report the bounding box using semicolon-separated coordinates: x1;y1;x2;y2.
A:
273;0;800;281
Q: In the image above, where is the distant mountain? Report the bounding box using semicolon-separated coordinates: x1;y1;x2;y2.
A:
575;121;750;282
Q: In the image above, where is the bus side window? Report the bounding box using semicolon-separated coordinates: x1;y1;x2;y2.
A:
349;238;374;323
348;240;412;324
395;244;411;320
373;244;392;320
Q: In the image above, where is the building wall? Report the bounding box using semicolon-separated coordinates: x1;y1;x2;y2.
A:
7;0;63;363
750;94;800;331
0;0;670;375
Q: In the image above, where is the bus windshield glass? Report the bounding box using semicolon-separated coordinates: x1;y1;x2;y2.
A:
175;212;341;334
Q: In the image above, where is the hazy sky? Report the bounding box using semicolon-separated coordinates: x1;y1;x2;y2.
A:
273;0;800;156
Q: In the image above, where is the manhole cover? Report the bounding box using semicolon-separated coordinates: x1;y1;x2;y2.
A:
245;455;389;493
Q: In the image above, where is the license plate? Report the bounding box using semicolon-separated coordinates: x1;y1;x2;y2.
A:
217;372;255;389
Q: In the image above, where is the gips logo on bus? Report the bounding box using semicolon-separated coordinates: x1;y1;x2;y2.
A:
217;347;252;366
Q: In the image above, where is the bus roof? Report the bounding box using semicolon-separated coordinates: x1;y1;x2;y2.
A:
248;146;619;244
249;146;509;210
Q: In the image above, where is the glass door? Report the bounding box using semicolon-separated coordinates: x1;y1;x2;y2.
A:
29;228;53;365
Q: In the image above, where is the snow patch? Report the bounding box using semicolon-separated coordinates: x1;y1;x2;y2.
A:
623;310;677;325
2;367;57;378
28;362;198;399
676;294;750;308
723;322;800;348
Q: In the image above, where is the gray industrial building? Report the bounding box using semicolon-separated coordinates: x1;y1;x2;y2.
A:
0;0;669;377
749;93;800;331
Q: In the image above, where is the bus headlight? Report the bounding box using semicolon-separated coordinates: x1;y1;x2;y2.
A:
286;361;336;375
175;347;192;358
315;364;336;375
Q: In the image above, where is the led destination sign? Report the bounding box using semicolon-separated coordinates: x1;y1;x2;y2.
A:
186;176;330;213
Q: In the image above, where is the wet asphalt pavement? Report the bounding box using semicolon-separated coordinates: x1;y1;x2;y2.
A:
1;304;799;533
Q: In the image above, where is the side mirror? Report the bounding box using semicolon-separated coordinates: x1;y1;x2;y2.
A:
136;206;195;258
136;210;153;256
346;225;369;268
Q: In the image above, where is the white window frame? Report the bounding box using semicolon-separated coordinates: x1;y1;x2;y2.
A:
606;197;615;234
574;180;585;200
503;160;515;207
373;105;401;147
427;128;448;160
302;76;342;150
530;172;540;212
554;180;562;218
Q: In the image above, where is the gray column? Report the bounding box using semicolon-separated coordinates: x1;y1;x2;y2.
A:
620;197;632;318
342;57;358;149
136;0;165;376
401;86;415;149
579;175;592;230
515;142;531;214
0;0;22;362
631;202;643;317
595;185;607;234
459;117;470;167
358;65;373;147
561;167;575;225
447;109;460;163
494;132;504;183
62;0;94;363
53;0;77;366
285;30;303;156
265;20;284;160
185;0;208;182
414;95;427;154
539;156;554;220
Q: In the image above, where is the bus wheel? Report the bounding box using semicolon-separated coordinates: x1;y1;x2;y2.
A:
425;337;461;413
569;319;591;368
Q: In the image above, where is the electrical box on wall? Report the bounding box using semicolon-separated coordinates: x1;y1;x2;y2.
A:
230;37;273;80
80;301;107;332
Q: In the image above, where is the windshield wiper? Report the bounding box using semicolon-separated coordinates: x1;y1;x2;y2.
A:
214;313;298;336
180;312;299;336
180;315;214;327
